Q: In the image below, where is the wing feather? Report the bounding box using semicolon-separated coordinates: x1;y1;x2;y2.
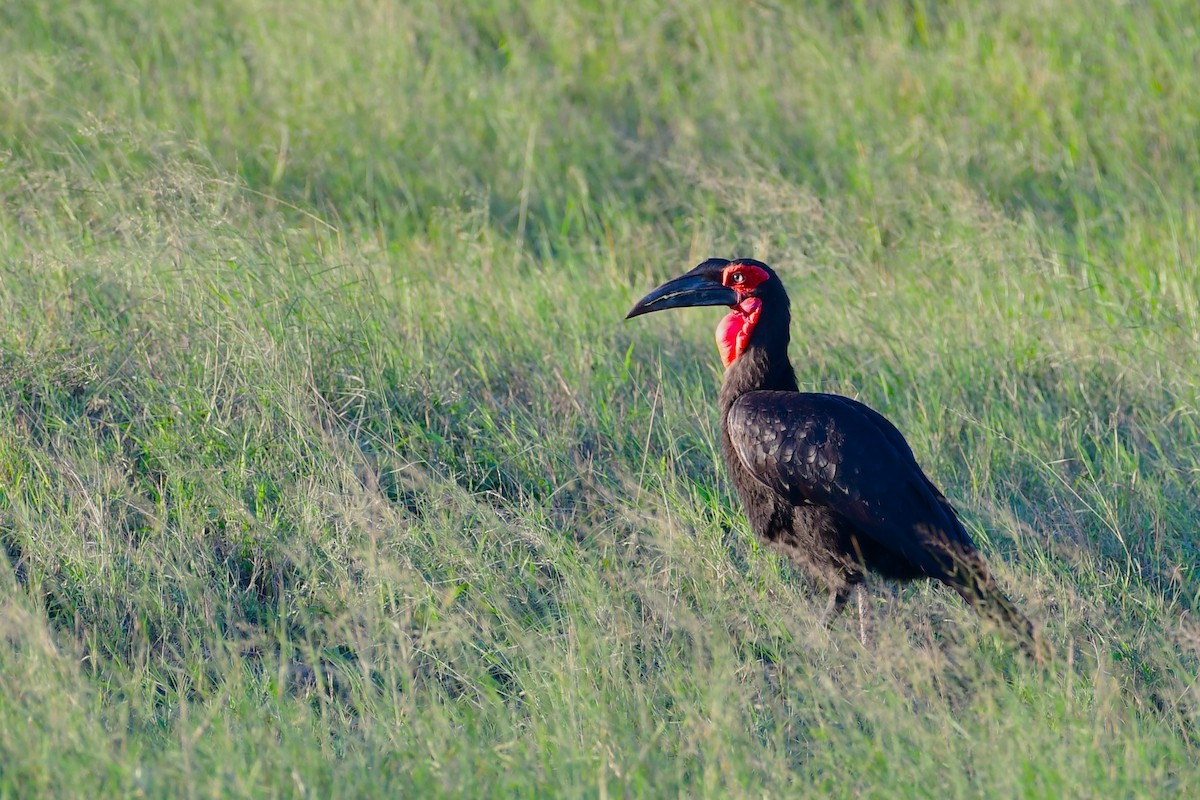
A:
727;391;974;575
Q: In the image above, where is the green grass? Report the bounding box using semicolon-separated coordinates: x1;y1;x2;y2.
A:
1;0;1199;795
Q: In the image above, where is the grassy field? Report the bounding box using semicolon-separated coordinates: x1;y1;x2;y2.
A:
2;0;1199;796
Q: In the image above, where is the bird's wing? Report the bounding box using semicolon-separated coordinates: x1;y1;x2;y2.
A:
727;391;975;574
820;393;965;525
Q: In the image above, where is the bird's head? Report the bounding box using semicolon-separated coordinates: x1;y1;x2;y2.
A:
625;258;788;367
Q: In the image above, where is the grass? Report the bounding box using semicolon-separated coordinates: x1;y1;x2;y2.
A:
1;0;1199;795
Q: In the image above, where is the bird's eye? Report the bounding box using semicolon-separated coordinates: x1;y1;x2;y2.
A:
730;272;745;285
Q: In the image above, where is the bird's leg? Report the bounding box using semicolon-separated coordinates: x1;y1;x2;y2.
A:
855;583;870;646
820;585;851;627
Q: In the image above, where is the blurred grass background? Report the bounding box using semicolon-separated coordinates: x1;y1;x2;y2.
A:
1;0;1199;796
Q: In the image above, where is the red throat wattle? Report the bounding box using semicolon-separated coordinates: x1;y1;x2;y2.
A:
716;297;762;367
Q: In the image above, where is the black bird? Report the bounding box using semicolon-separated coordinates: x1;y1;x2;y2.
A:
627;258;1036;653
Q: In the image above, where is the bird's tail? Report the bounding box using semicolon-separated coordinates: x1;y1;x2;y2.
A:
951;553;1043;663
978;583;1042;662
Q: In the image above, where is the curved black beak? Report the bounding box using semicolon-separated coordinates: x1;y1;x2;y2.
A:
625;273;738;320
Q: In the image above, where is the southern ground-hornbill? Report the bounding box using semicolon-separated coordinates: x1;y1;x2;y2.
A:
626;257;1037;654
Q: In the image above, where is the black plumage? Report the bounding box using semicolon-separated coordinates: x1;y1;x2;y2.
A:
627;257;1036;653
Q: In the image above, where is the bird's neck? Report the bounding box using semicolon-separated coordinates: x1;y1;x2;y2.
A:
718;334;798;413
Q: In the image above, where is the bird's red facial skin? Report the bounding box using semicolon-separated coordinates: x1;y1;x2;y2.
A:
715;263;769;367
721;263;770;293
716;297;762;367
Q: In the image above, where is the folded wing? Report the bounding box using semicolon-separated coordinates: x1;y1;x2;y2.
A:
727;391;977;578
